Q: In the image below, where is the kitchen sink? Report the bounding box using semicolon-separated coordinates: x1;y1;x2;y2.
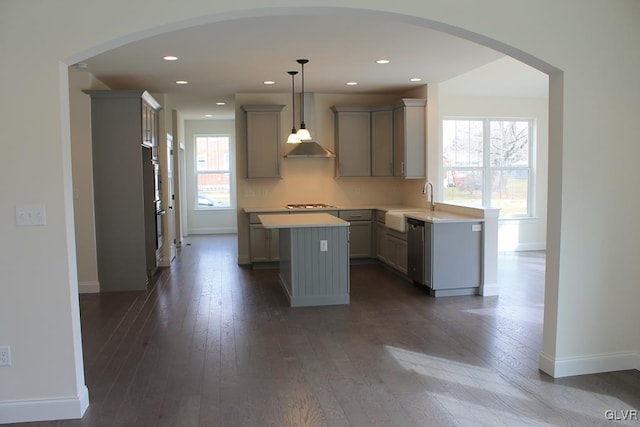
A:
384;210;413;232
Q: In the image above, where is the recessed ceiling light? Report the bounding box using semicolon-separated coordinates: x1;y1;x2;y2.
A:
205;114;213;118
346;81;358;86
215;102;225;106
410;77;422;82
163;55;178;61
376;59;390;64
263;81;275;85
175;80;188;85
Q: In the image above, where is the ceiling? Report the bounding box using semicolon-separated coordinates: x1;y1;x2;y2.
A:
80;13;544;120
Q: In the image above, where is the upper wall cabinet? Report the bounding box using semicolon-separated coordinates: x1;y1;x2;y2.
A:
393;98;426;179
332;98;425;179
241;104;284;179
332;105;371;177
371;108;394;177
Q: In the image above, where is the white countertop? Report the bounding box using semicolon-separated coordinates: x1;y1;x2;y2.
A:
259;213;349;229
243;204;413;214
402;210;483;224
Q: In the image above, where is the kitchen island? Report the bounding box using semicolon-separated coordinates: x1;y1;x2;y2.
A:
258;213;350;307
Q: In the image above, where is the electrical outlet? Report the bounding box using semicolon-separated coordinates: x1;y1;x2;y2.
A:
320;240;328;252
0;346;11;367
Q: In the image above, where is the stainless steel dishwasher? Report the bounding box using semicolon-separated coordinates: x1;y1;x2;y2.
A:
407;218;425;285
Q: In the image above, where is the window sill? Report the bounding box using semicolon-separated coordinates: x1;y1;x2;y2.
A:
499;216;539;224
194;207;235;213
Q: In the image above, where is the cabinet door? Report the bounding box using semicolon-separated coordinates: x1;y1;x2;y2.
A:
249;224;269;262
376;222;387;262
242;105;284;179
396;238;408;274
393;106;406;177
393;99;426;178
335;111;371;177
348;221;372;258
371;110;393;177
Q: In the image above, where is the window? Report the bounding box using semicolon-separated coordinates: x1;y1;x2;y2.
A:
195;135;231;209
442;118;534;217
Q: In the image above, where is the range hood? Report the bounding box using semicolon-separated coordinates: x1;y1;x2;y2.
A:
285;140;335;158
284;92;335;158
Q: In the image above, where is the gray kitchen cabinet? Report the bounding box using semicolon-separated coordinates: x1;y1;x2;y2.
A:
375;211;387;262
332;106;372;177
241;105;284;179
375;210;407;273
249;224;280;262
249;212;284;262
371;108;394;177
424;221;482;296
339;210;373;258
385;228;408;274
393;98;426;178
84;90;162;292
142;101;158;148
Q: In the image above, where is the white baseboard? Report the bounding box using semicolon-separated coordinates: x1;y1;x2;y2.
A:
187;227;237;235
479;281;499;296
539;350;639;378
78;281;100;294
516;242;546;251
0;385;89;424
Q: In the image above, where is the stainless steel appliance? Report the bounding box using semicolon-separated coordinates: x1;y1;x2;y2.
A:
407;218;425;285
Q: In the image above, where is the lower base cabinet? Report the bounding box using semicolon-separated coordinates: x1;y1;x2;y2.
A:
375;211;407;274
249;212;284;263
249;224;279;262
339;210;372;258
384;231;407;274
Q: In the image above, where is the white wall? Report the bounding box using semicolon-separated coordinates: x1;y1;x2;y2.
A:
1;0;639;423
185;119;238;234
68;69;110;293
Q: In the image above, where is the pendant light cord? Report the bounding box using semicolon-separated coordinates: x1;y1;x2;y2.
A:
297;59;309;129
288;71;298;132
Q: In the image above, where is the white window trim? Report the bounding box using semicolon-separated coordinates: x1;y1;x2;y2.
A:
441;117;535;218
194;133;236;211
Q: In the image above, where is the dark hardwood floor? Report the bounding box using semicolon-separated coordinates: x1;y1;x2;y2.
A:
11;235;640;426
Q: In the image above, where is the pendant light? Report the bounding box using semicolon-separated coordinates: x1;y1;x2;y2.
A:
286;71;301;144
296;59;312;141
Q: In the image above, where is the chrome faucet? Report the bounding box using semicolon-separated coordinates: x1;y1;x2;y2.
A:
422;180;435;211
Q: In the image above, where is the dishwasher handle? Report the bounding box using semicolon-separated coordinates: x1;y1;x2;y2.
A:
407;218;424;228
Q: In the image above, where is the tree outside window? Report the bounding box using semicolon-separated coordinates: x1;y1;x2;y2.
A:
442;119;533;217
195;135;231;209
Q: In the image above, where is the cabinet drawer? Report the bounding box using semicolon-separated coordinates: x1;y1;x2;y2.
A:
339;210;372;221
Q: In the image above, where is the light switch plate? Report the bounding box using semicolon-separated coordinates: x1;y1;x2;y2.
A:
472;224;482;232
320;240;328;252
16;204;47;226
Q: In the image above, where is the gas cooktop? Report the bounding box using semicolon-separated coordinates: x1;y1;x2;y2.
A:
286;203;336;209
